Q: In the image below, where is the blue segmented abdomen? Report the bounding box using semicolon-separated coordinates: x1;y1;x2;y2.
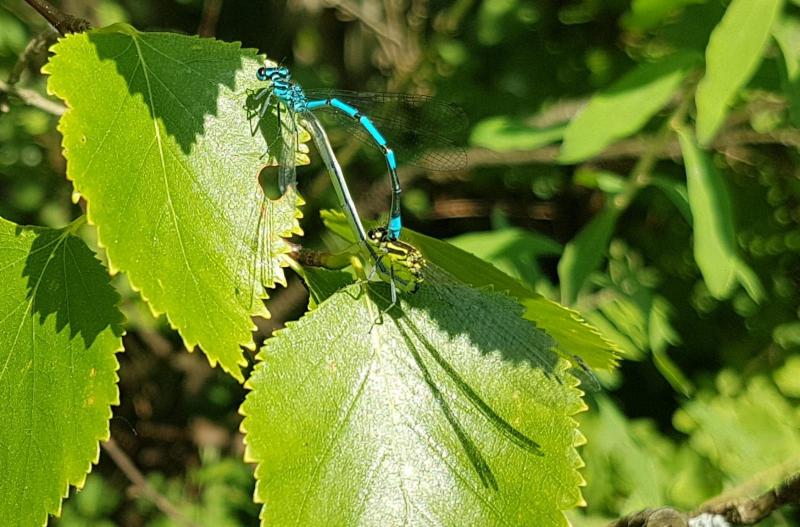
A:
387;215;402;240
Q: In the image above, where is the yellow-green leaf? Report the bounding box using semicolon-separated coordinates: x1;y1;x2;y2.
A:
0;217;123;526
695;0;784;144
44;25;304;380
559;53;698;163
242;282;585;525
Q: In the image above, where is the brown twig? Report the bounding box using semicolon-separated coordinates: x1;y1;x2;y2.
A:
0;28;58;112
608;473;800;526
101;438;202;527
23;0;90;36
0;79;65;115
696;473;800;524
197;0;223;38
607;508;688;527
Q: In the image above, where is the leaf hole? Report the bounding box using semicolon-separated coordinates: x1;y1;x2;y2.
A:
258;166;282;200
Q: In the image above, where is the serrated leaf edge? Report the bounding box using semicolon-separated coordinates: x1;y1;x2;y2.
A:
43;29;306;381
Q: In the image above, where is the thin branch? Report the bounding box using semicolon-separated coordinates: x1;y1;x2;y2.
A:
0;29;58;113
101;438;202;527
197;0;223;38
322;0;401;52
608;473;800;527
23;0;90;36
607;507;688;527
696;473;800;525
0;79;65;115
7;28;57;87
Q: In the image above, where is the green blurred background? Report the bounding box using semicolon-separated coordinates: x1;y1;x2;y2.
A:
1;0;799;525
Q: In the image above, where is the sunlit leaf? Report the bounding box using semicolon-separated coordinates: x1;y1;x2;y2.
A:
574;168;627;194
559;52;698;163
0;217;123;526
621;0;706;31
774;356;800;398
674;376;800;484
242;282;585;525
470;117;564;152
45;25;304;380
695;0;784;144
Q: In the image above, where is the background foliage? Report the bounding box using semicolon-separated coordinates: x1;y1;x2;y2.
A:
1;0;799;525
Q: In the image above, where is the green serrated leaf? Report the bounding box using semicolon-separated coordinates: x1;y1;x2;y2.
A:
44;25;304;381
322;210;621;370
0;217;123;526
559;52;698;163
241;283;585;525
676;127;764;302
695;0;784;145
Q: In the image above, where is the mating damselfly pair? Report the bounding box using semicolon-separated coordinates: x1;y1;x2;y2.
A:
248;63;466;302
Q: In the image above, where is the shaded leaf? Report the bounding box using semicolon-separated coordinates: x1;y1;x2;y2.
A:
559;53;698;163
0;217;123;526
649;175;692;224
558;205;621;306
649;297;693;396
45;25;304;380
322;210;621;370
677;127;764;301
241;282;585;525
773;321;800;349
575;395;718;519
695;0;784;144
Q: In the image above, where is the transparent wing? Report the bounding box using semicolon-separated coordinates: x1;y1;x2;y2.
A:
304;90;468;134
304;89;468;171
247;89;286;161
277;105;298;192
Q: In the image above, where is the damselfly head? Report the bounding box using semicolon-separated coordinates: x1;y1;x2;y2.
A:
256;65;291;82
367;227;388;244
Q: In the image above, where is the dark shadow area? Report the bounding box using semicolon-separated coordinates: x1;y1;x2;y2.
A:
398;317;545;458
21;226;124;347
396;321;499;491
305;89;469;171
367;280;560;374
87;27;244;154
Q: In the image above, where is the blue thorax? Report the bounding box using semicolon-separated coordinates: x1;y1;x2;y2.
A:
256;66;308;112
